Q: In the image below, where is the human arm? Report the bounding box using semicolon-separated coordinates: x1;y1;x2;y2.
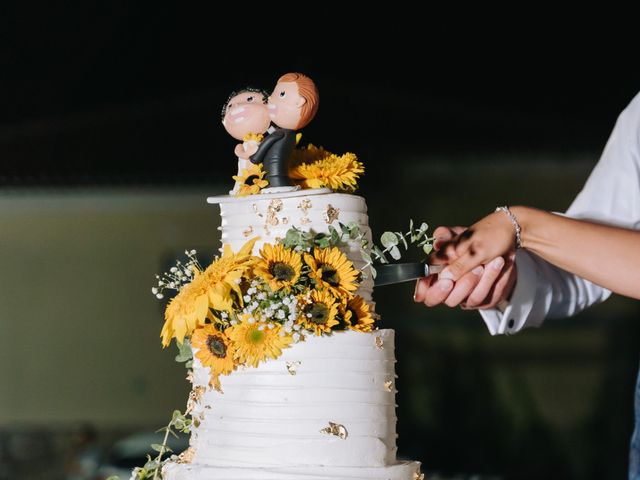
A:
440;206;640;299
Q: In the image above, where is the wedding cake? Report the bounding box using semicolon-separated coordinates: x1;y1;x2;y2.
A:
142;73;424;480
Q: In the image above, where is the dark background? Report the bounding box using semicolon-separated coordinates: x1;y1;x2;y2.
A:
1;7;639;480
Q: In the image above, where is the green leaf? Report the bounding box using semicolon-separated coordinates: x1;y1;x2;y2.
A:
423;244;433;254
380;232;398;248
105;476;121;480
151;443;172;453
175;338;193;363
389;245;401;260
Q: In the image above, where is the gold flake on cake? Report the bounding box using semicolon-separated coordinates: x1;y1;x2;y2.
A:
320;422;348;439
286;361;301;375
185;370;194;384
384;380;394;392
413;469;425;480
323;204;340;224
177;446;196;464
252;203;263;217
185;386;206;414
375;336;384;349
266;199;284;226
243;226;254;237
300;217;311;225
298;198;312;214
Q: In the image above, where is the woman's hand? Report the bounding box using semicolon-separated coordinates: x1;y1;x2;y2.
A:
438;210;518;282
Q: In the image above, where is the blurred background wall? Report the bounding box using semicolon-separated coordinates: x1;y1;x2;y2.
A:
1;7;639;480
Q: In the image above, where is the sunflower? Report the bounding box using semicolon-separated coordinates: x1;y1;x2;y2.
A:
232;163;269;196
298;289;340;336
191;324;236;377
160;237;258;347
343;295;375;333
304;247;359;298
254;244;302;291
289;144;364;192
226;315;293;367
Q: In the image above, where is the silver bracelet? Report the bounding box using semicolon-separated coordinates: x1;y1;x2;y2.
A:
495;206;522;249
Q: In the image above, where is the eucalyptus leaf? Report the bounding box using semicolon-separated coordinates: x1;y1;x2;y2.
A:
389;245;401;260
175;338;193;363
423;244;433;254
380;232;399;248
151;443;169;453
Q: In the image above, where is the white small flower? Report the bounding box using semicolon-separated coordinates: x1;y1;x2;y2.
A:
276;310;286;320
258;324;265;331
279;330;286;337
220;311;228;319
306;313;312;318
244;295;251;303
190;249;196;255
169;282;176;288
155;293;164;299
292;332;301;342
284;325;293;333
151;287;158;294
248;316;256;324
170;267;178;273
257;292;266;300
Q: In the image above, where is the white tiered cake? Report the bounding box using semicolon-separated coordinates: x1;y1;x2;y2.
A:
162;189;422;480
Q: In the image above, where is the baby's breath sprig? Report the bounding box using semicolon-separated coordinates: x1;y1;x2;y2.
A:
152;250;203;300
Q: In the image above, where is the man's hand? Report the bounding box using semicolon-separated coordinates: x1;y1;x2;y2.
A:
413;226;517;309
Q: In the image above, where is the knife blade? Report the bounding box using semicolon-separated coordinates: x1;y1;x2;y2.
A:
373;262;445;287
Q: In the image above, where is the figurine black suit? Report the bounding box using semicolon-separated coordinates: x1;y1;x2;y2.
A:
249;128;296;188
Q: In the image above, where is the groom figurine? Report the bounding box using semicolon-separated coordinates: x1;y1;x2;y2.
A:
250;72;319;188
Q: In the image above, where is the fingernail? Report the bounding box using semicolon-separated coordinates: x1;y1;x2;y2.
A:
437;279;454;292
491;257;505;270
472;266;484;276
413;280;422;302
439;269;454;280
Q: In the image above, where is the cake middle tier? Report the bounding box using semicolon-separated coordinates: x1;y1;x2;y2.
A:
217;192;374;302
189;329;398;468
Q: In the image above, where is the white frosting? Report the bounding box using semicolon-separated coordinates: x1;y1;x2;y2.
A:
215;192;374;302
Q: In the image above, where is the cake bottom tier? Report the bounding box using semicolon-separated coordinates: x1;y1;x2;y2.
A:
162;460;422;480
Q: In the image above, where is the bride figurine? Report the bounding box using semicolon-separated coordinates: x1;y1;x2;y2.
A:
221;88;271;194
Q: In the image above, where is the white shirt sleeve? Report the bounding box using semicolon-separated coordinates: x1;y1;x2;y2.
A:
480;91;640;335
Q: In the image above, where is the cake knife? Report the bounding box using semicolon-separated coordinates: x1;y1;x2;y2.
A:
373;262;445;287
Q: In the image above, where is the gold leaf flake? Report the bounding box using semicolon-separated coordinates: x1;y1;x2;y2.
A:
286;361;301;375
375;336;384;349
266;199;284;226
384;380;394;392
243;226;254;237
320;422;348;439
323;204;340;224
185;370;194;384
300;217;311;225
252;203;263;217
413;470;425;480
298;198;312;214
186;386;206;414
177;446;196;464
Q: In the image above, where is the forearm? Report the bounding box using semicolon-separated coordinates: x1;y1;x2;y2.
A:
512;206;640;299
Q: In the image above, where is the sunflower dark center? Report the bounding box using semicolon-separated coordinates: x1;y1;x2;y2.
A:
206;335;227;358
319;264;339;286
244;174;259;185
306;302;330;325
270;261;295;282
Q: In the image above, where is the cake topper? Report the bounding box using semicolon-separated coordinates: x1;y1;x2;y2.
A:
221;88;271;194
250;72;320;189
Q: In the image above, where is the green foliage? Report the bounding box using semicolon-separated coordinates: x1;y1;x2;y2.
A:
128;409;192;480
175;338;193;368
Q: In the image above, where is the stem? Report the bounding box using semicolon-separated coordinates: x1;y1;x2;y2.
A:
152;424;172;480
